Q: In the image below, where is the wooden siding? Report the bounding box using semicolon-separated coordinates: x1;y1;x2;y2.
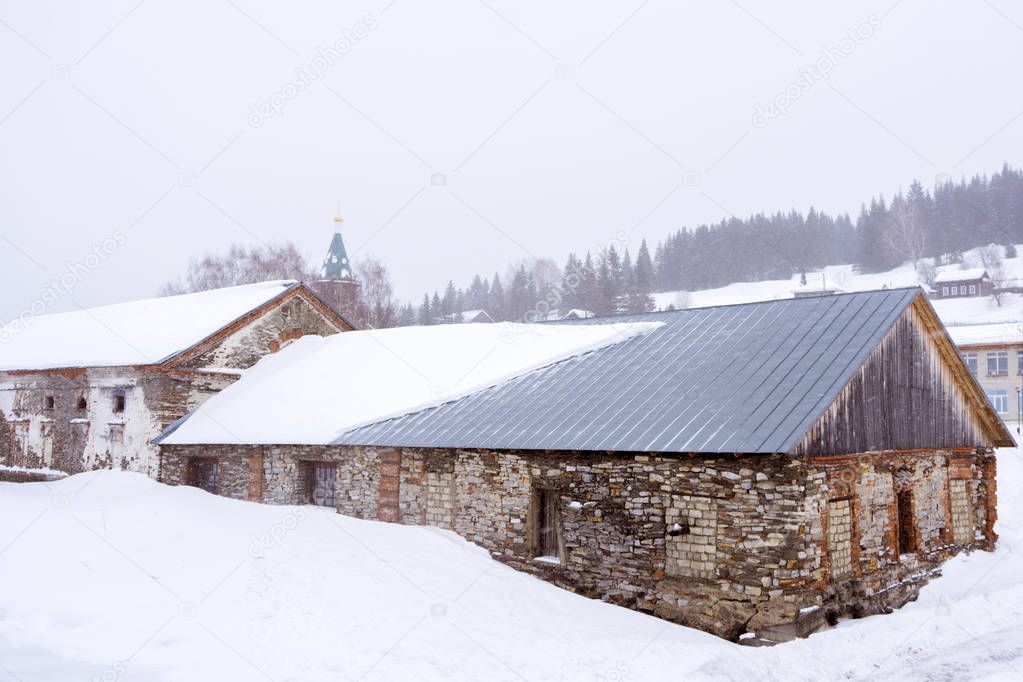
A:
795;297;1003;455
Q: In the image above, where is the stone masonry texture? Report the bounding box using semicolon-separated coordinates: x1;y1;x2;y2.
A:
158;443;997;643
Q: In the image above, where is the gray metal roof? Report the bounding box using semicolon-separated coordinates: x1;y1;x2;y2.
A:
335;288;923;454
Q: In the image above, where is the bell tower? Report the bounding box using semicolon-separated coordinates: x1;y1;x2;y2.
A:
311;206;359;317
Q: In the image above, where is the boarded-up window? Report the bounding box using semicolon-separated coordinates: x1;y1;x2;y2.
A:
377;449;401;523
306;462;337;507
8;421;29;466
424;469;454;529
535;489;561;562
71;421;90;452
666;495;717;579
187;458;218;494
108;424;124;445
897;489;916;555
40;422;54;464
950;479;973;545
827;499;854;578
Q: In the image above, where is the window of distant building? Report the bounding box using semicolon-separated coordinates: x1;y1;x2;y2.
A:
113;393;126;414
963;352;978;376
942;286;949;296
108;424;124;445
77;396;87;410
1018;352;1023;376
987;389;1010;413
988;351;1008;377
969;285;977;295
44;395;55;410
951;286;959;295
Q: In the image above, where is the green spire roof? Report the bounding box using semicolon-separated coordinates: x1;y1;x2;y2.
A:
322;218;353;280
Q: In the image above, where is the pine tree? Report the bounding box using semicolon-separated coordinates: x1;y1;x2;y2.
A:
418;294;432;326
489;274;506;321
431;292;442;324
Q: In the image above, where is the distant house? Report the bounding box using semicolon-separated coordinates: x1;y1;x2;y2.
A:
158;288;1009;644
934;268;992;298
530;309;596;322
792;285;844;299
446;309;495;324
560;309;595;320
948;322;1023;423
0;281;352;477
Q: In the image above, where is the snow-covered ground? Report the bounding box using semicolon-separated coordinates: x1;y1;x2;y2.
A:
653;245;1023;328
1;450;1022;681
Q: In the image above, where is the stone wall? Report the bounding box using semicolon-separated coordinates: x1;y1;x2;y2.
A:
0;292;345;479
156;443;996;643
178;292;346;371
0;367;239;477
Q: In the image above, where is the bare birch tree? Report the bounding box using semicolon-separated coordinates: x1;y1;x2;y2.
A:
160;242;317;295
883;196;927;268
974;245;1007;306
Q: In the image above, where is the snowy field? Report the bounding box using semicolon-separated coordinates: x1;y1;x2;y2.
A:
653;245;1023;327
1;452;1021;681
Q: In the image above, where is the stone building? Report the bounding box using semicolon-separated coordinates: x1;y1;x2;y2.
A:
0;281;351;477
157;288;1011;643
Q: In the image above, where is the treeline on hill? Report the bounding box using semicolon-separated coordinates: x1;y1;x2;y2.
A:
412;164;1023;322
165;165;1023;327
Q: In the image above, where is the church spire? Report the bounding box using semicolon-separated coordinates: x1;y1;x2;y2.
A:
322;206;353;281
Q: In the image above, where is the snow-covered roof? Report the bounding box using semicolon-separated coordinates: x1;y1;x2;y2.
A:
948;322;1023;347
0;281;300;371
456;309;494;323
340;288;1012;452
935;268;988;284
562;309;595;319
158;321;661;445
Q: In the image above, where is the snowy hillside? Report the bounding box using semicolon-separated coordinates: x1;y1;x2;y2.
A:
653;245;1023;327
2;450;1022;681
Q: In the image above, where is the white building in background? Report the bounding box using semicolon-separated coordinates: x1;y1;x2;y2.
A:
949;321;1023;428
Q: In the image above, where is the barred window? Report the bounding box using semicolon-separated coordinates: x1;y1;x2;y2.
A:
306;462;337;507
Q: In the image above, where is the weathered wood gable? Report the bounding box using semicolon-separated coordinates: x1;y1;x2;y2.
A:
796;294;1012;456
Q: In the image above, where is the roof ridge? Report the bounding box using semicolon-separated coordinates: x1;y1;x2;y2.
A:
547;286;924;323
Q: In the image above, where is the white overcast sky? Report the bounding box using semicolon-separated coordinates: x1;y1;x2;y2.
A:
1;0;1022;321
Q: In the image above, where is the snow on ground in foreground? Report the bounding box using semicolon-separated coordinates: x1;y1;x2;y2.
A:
162;321;661;445
2;450;1022;681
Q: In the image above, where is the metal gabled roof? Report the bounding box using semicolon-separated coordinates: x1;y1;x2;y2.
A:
336;288;924;454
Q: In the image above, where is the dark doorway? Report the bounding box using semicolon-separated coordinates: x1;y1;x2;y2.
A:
306;462;337;507
897;489;916;555
536;489;561;561
187;458;219;494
